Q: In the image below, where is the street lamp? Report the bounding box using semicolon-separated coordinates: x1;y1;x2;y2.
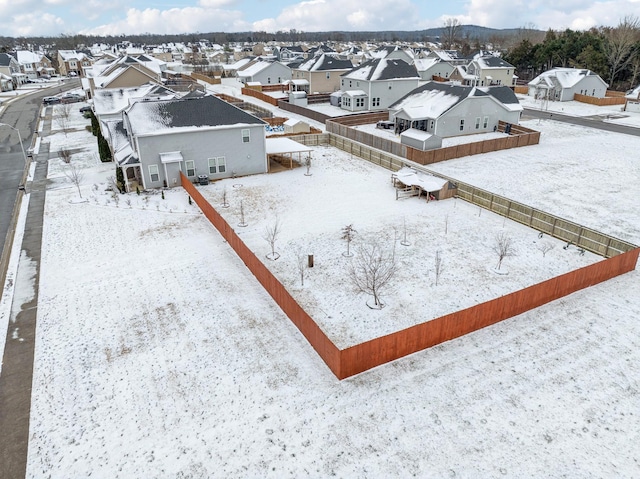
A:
0;122;28;166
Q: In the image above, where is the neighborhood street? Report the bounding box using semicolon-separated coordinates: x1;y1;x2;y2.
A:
522;107;640;137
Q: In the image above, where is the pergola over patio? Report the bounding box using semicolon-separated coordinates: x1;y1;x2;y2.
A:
265;137;313;171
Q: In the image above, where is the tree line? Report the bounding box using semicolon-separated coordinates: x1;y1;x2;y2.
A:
501;16;640;90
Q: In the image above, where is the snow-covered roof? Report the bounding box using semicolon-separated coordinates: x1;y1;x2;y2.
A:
296;54;353;72
93;83;178;116
16;51;42;64
343;90;367;97
159;151;184;163
342;58;419;82
529;68;608;89
125;95;266;137
400;128;435;142
395;166;448;192
265;137;313;154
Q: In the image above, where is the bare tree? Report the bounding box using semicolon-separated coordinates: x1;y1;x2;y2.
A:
603;15;640;86
238;200;247;227
536;241;556;258
58;148;72;164
221;186;229;208
304;156;312;176
400;217;410;246
262;217;281;260
295;247;306;286
56;103;73;136
492;232;517;270
64;163;84;199
434;250;444;286
349;241;398;309
441;18;462;49
341;224;357;257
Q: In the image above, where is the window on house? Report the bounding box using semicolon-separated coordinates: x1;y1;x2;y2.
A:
483;116;489;128
326;72;330;79
267;77;271;84
208;157;226;174
149;165;159;182
185;160;195;177
430;120;434;130
356;97;364;107
217;156;226;173
459;119;465;131
388;82;392;89
372;98;380;107
242;129;250;143
592;89;595;95
475;117;481;129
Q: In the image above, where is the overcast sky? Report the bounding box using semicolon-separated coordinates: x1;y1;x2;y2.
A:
1;0;638;38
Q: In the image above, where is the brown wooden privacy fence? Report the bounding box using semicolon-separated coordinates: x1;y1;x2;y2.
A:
325;120;540;166
191;72;221;85
339;247;640;378
451;180;637;257
513;86;529;94
574;93;626;106
330;111;389;126
277;99;333;124
181;173;342;374
241;87;279;106
182;169;639;379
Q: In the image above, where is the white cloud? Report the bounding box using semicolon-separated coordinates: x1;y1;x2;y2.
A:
85;6;251;35
10;12;66;36
198;0;237;7
251;0;421;32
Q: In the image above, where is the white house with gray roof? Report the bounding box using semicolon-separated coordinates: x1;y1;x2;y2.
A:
340;58;420;111
450;53;517;87
527;68;608;101
236;59;291;85
119;95;267;190
388;82;522;142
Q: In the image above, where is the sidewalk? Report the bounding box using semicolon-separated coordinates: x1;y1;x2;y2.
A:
0;132;50;478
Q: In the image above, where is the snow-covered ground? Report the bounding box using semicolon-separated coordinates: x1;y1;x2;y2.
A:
1;90;637;477
428;118;640;244
201;154;600;348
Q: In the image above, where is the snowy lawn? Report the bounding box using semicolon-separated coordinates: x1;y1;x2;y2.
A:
428;118;640;244
17;87;640;478
200;148;600;348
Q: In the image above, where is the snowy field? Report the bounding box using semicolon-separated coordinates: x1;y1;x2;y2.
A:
5;92;639;477
428;118;640;244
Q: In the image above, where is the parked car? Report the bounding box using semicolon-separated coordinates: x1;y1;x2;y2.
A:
42;96;61;105
79;105;92;114
60;93;84;103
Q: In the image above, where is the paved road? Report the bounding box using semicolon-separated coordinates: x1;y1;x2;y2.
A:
523;107;640;137
0;79;80;257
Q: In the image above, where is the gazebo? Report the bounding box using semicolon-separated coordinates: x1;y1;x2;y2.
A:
265;137;313;171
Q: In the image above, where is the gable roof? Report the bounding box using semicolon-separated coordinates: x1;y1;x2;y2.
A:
475;54;514;69
0;53;16;67
125;95;266;137
343;58;420;81
390;82;475;119
93;83;178;115
529;67;608;89
296;53;353;72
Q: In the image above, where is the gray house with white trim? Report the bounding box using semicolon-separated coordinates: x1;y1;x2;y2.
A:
528;68;608;101
340;58;420;111
119;95;267;190
388;82;522;141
